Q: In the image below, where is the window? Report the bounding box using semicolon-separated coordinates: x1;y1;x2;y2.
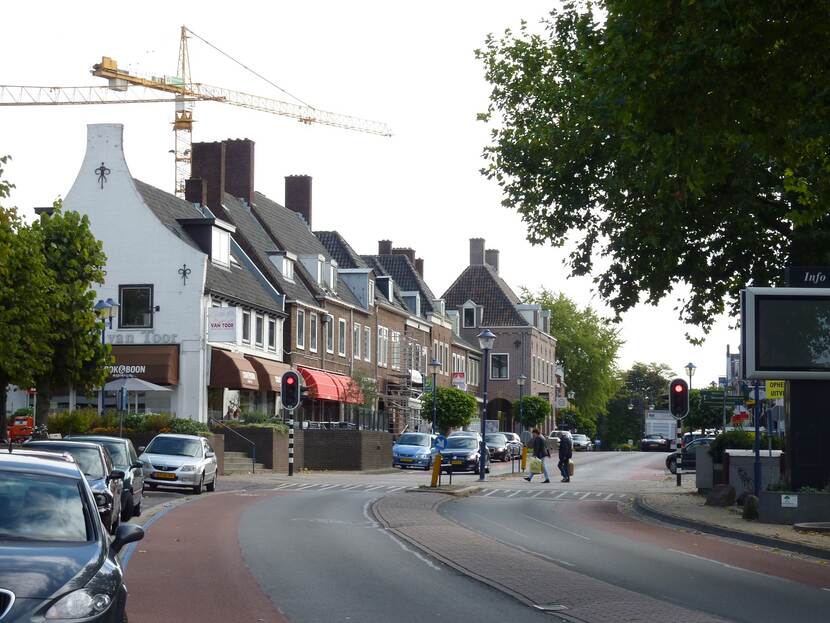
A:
338;318;347;356
364;326;371;362
318;258;325;285
490;353;509;379
119;285;153;329
377;326;389;367
268;317;276;351
467;358;480;386
326;317;334;353
296;309;305;350
255;314;264;347
443;343;450;374
368;280;375;306
353;323;361;359
211;228;230;266
463;306;476;328
413;344;421;372
330;265;337;291
283;258;294;281
309;313;318;352
242;310;251;344
391;331;401;370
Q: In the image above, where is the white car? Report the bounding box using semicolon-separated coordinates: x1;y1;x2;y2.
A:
139;434;218;494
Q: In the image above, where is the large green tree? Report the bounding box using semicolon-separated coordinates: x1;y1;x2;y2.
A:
478;1;830;338
522;289;622;421
421;387;477;434
31;203;109;427
598;362;673;446
512;394;552;429
0;156;52;439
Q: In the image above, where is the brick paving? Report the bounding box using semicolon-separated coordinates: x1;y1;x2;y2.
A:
374;492;729;623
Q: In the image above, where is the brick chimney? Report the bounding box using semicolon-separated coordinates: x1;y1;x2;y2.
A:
392;247;416;264
470;238;485;265
185;178;207;207
485;249;499;273
191;142;226;210
223;139;254;206
378;240;393;255
415;258;424;278
285;175;312;227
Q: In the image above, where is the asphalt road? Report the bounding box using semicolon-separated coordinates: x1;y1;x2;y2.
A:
441;496;830;623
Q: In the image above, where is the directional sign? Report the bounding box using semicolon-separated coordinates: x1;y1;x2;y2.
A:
766;380;785;400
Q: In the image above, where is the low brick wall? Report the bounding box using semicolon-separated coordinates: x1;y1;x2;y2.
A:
300;430;393;471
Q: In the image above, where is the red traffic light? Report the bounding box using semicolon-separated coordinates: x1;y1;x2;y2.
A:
668;378;689;417
286;376;295;385
673;383;684;393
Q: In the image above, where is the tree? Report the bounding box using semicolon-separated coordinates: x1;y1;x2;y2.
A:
557;407;597;440
30;203;109;426
477;2;830;338
421;387;477;434
0;156;52;439
687;388;724;434
512;394;551;429
599;362;673;446
522;288;622;422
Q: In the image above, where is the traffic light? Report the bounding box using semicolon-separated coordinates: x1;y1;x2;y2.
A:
281;371;302;411
668;378;689;418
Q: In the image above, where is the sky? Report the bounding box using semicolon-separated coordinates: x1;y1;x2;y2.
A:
1;0;737;386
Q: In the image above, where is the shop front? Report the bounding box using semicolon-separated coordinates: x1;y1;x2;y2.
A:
103;345;179;413
208;348;259;419
296;367;366;427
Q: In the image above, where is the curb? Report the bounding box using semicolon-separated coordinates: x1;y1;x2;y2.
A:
405;485;481;497
634;496;830;561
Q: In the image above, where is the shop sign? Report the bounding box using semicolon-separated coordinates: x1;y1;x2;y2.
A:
108;332;178;345
766;380;785;400
209;307;237;342
107;364;147;378
451;371;466;391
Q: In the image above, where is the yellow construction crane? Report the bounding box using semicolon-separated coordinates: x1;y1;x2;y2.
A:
1;26;391;197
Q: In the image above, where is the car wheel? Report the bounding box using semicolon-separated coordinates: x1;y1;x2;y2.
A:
206;472;217;492
192;473;204;495
133;499;141;517
120;494;134;522
667;457;677;474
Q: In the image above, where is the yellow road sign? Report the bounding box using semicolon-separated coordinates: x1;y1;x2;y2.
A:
767;380;785;400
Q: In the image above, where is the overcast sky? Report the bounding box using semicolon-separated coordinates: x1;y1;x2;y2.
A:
1;1;738;386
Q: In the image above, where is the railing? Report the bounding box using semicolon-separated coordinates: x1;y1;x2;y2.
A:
209;417;256;474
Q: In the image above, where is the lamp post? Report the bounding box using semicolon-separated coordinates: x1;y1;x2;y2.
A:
94;298;119;414
684;362;696;441
429;358;441;434
516;374;527;433
477;329;496;481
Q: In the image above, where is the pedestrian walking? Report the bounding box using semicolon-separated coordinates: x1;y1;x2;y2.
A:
523;428;551;483
558;431;573;482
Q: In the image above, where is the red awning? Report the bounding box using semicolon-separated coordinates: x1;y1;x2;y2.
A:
298;367;363;404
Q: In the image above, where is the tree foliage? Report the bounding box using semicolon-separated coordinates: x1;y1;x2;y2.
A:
598;362;673;446
478;1;830;338
421;387;477;434
512;394;551;429
522;288;621;420
31;202;109;426
557;406;597;440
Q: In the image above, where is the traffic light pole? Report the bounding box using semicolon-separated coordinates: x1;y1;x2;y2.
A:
288;410;295;477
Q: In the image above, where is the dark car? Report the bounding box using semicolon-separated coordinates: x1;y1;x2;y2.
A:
640;434;671;452
24;440;123;534
667;437;716;474
484;433;512;461
67;435;144;520
440;436;490;474
0;449;144;622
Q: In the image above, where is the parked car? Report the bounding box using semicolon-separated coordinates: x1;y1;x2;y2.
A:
139;433;218;494
440;436;490;474
67;435;144;520
392;433;438;470
667;437;716;474
640;434;671;452
571;434;592;452
24;440;123;534
484;433;512;461
502;432;523;455
448;430;483;442
0;449;144;622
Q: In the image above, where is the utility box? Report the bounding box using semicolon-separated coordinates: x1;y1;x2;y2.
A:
726;449;784;498
695;445;714;490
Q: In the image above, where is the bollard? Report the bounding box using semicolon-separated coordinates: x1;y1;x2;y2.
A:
430;453;442;488
521;446;528;472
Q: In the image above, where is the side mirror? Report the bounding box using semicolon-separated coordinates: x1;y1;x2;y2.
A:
205;451;215;458
108;470;125;482
138;446;146;454
112;522;144;554
132;460;143;469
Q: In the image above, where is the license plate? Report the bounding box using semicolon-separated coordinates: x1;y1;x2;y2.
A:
152;471;177;480
451;460;463;465
400;458;413;463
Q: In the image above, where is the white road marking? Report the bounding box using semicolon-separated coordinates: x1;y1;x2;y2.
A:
532;490;544;498
294;483;316;490
603;493;615;501
318;484;339;491
482;488;499;497
342;483;364;490
554;491;568;499
364;485;385;491
667;549;769;578
272;482;296;489
580;492;591;500
522;513;591;541
507;490;522;498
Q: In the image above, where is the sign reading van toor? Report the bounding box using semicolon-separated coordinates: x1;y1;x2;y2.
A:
208;307;237;342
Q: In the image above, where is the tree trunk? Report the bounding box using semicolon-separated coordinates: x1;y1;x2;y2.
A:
35;377;51;429
0;375;8;442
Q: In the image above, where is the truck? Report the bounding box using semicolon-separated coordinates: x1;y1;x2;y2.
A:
644;409;677;450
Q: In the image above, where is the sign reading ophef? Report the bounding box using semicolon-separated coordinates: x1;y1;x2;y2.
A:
208;307;237;342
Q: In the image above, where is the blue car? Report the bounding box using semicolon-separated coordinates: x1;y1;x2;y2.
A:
392;433;439;470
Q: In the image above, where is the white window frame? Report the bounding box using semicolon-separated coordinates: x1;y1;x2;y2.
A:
364;326;371;362
309;313;318;353
391;331;401;370
463;305;476;328
211;228;230;267
353;322;361;360
338;318;347;357
268;317;277;351
242;309;251;344
296;309;305;350
490;353;509;380
368;279;375;306
326;317;334;354
255;313;264;347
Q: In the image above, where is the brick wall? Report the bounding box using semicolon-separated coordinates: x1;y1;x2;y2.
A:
300;430;392;470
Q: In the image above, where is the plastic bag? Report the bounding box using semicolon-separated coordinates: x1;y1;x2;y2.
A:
568;459;575;476
529;457;543;474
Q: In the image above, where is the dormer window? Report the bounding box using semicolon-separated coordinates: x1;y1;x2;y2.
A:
463;305;477;328
317;257;325;285
368;280;375;306
211;227;230;267
283;258;294;281
329;262;337;291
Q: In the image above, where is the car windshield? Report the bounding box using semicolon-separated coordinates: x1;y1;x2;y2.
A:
0;471;91;542
485;434;507;444
446;438;477;449
97;441;129;468
572;435;587;441
146;437;202;457
29;445;105;479
397;434;430;447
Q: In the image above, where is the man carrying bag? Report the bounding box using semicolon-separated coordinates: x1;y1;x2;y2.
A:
523;429;551;483
558;431;573;482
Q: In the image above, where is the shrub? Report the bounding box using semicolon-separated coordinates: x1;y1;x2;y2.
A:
220;420;287;433
239;411;273;424
169;418;210;435
13;408;33;417
48;409;99;435
709;430;784;462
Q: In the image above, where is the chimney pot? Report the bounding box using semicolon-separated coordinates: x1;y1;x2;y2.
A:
415;258;424;278
185;178;207;207
191;142;226;210
223;139;255;206
392;247;416;264
485;249;500;273
378;240;393;255
285;175;312;228
470;238;485;265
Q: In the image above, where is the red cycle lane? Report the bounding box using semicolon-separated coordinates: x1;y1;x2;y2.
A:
125;491;291;623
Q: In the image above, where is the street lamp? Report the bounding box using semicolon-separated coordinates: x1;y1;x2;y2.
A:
429;358;441;434
684;362;696;390
477;329;496;481
516;374;527;433
94;298;118;414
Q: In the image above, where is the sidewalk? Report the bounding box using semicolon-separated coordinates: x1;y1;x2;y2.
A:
636;490;830;558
